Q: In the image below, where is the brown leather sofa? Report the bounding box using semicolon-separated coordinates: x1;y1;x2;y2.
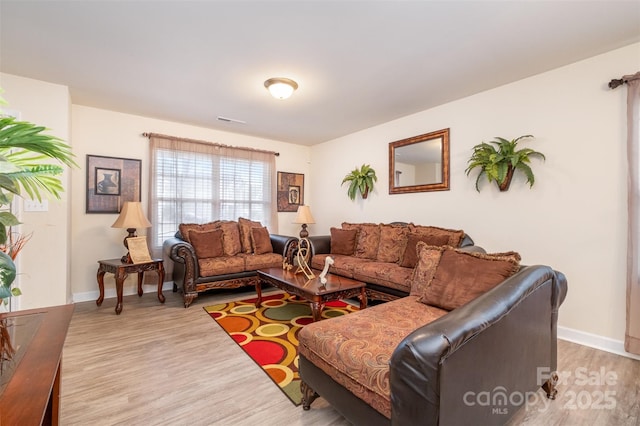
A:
163;219;296;307
298;263;568;425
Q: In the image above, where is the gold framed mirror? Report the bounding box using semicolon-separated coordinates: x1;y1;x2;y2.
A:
389;128;450;194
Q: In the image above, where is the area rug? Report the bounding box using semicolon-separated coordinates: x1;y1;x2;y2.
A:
204;292;358;406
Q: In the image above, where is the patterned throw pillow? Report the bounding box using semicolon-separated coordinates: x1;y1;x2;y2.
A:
179;221;220;244
250;227;273;255
330;227;358;255
409;242;445;296
188;229;225;259
342;222;380;259
418;245;521;311
239;217;263;253
218;221;242;256
408;224;465;247
376;224;408;263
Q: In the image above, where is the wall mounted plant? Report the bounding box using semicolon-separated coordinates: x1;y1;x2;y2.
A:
342;164;377;200
465;135;545;192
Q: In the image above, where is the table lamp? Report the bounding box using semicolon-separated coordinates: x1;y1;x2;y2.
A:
111;201;152;263
293;205;315;239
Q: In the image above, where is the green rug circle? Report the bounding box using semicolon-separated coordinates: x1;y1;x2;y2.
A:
264;303;310;321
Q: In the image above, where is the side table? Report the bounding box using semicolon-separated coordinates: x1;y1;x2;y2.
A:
96;258;165;314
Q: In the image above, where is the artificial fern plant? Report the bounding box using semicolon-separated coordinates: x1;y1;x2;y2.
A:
342;164;377;200
465;135;545;192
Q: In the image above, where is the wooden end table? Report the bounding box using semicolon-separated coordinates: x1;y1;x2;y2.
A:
96;258;165;315
256;267;367;321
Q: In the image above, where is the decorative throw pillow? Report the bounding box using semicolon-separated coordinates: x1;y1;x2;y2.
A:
376;224;408;263
218;221;242;256
342;222;380;259
330;227;358;255
409;242;445;296
400;232;451;268
239;217;263;253
179;221;220;244
250;227;273;255
188;229;225;259
408;224;465;247
418;247;521;311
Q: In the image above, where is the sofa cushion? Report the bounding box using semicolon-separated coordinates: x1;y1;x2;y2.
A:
250;227;273;255
243;252;283;271
376;224;408;263
409;243;444;296
179;221;220;244
408;224;465;247
218;221;242;256
330;227;357;255
311;254;371;279
418;243;521;310
352;261;413;294
342;222;380;260
188;229;225;259
198;255;245;276
238;217;263;254
298;295;449;419
400;232;449;268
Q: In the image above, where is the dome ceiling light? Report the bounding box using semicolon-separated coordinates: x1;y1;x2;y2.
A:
264;77;298;100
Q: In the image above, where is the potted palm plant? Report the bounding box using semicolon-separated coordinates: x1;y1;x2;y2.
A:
465;135;545;192
0;91;76;303
342;164;377;200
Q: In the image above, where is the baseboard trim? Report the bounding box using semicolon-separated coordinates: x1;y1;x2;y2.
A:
558;325;640;361
73;282;175;304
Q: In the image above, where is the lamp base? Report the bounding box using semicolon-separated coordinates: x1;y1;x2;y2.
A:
121;228;137;264
299;224;309;239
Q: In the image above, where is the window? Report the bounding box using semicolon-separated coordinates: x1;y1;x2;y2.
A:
148;136;276;253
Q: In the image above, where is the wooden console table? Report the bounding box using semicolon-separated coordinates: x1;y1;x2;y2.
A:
0;304;74;426
96;258;165;315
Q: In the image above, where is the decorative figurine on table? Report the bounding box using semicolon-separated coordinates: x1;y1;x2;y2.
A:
319;256;334;284
295;237;315;280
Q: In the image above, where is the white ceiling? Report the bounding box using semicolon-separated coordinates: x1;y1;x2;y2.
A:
1;1;639;146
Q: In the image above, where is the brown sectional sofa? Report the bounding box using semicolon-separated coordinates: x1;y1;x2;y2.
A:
299;242;568;425
163;218;296;307
309;222;477;301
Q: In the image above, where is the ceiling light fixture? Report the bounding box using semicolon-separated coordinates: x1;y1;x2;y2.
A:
264;77;298;100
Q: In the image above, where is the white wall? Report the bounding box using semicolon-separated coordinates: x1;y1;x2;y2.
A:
310;43;640;348
0;73;72;309
70;106;310;300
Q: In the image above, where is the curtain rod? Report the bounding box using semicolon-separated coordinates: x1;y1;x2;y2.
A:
608;72;640;89
142;132;280;156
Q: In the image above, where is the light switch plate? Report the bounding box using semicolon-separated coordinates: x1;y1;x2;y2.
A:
23;199;48;212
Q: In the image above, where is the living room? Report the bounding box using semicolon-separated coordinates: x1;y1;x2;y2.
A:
1;1;639;424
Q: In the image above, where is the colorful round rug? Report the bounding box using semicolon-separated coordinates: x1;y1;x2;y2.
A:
204;292;359;405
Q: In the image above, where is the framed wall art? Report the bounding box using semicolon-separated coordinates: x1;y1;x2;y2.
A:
86;154;141;213
277;171;304;212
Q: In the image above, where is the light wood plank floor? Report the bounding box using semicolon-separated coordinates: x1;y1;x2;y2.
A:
61;288;640;425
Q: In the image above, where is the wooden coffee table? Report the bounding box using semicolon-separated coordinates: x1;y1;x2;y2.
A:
256;267;367;321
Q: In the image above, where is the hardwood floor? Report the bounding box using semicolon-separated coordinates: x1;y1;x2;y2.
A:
61;288;640;425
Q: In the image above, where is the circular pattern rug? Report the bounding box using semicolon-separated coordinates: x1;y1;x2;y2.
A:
204;291;358;405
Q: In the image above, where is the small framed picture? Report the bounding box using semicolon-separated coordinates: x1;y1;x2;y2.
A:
86;155;141;214
95;167;121;195
277;172;304;212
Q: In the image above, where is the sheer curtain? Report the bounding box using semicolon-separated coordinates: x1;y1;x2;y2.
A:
625;72;640;355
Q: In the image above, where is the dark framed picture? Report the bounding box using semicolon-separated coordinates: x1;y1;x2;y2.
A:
86;155;141;214
277;171;304;212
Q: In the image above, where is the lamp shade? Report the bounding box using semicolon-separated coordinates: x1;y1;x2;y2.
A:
294;205;315;224
111;202;152;229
